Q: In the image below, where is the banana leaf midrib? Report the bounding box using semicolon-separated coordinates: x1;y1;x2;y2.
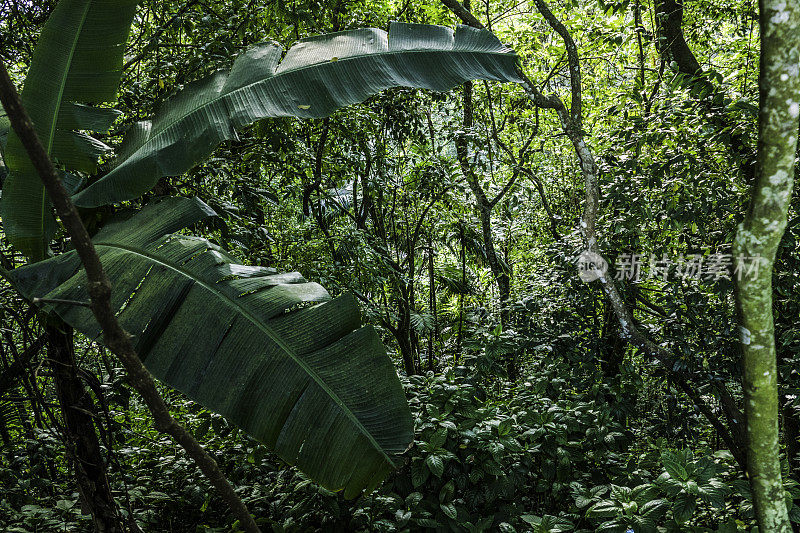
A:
109;47;516;166
46;0;92;155
28;0;92;259
92;240;395;465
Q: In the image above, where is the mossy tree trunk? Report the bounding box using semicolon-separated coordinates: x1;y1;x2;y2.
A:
734;1;800;530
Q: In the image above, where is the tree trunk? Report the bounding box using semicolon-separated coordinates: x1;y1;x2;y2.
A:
427;234;437;371
456;223;466;355
782;394;800;475
733;2;799;530
457;79;514;371
47;322;122;532
477;200;510;322
599;304;626;378
393;303;417;376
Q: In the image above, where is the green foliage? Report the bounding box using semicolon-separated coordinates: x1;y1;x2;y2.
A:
0;0;137;260
0;364;767;532
10;197;413;497
1;0;799;531
585;484;668;533
0;0;531;504
657;449;727;523
71;23;522;207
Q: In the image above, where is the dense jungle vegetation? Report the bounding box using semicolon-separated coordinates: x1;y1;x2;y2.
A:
0;0;799;531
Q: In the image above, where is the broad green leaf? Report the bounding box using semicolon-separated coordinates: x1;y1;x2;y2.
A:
631;484;660;506
10;197;413;497
700;479;727;508
411;457;430;488
440;502;458;520
72;22;522;207
661;451;689;481
671;493;696;524
0;0;136;260
415;518;441;528
629;515;658;533
429;426;448;449
639;498;668;518
596;519;628;532
426;454;445;478
405;491;423;507
585;500;619;518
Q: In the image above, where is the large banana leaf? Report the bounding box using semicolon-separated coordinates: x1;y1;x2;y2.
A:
72;23;522;208
1;0;136;260
10;197;413;496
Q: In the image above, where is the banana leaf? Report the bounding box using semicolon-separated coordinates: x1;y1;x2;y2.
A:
10;197;413;496
72;22;521;207
1;0;135;260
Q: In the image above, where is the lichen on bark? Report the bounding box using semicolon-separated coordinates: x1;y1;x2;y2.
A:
734;1;800;531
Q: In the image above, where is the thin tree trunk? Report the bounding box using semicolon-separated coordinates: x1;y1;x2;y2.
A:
394;298;417;376
733;2;799;529
782;393;800;475
0;61;262;533
456;223;466;355
47;322;122;532
599;304;626;378
427;234;437;371
457;80;512;330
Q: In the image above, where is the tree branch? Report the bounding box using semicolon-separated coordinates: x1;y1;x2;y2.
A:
0;61;261;533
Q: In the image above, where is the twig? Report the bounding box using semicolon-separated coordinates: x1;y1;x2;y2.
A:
32;297;92;308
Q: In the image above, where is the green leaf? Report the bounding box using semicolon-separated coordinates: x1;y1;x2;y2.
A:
439;480;455;503
426;454;445;478
394;509;411;525
10;197;413;497
405;491;423;507
1;0;136;260
72;22;522;207
586;500;620;518
639;498;668;518
55;500;75;511
497;418;513;436
429;426;448;449
414;518;441;528
411;457;430;488
661;451;689;481
671;492;696;524
440;502;458;520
